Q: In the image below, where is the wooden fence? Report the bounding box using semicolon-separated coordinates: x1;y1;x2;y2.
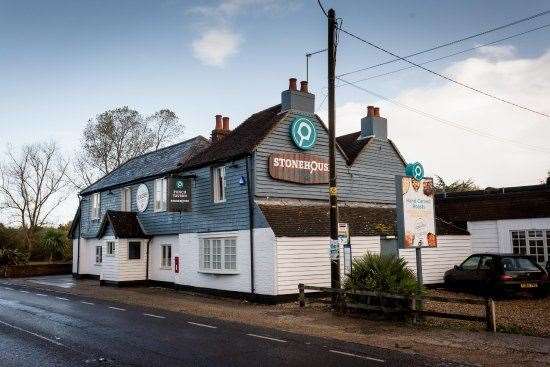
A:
298;283;496;332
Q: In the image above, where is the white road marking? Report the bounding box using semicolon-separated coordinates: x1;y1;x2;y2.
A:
81;301;95;305
20;290;30;294
0;320;65;347
143;313;165;319
108;306;126;311
329;350;385;363
56;297;69;301
4;287;14;290
36;293;48;297
187;321;217;329
246;333;287;343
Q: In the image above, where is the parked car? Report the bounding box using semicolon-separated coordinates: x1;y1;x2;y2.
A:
444;253;549;297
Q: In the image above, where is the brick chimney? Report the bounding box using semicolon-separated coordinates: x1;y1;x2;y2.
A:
281;77;315;113
211;115;231;143
360;105;387;140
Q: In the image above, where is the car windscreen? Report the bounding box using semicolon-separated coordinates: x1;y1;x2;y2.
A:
501;257;540;272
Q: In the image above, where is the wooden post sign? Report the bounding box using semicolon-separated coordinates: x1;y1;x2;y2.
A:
268;152;329;184
168;176;192;212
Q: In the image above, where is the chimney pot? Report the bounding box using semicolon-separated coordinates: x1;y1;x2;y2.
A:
289;78;297;91
374;107;380;117
367;106;375;117
300;81;308;93
215;114;223;130
222;116;230;130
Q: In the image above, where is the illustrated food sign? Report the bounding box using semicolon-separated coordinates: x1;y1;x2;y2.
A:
268;152;329;184
136;184;149;212
395;176;437;248
290;117;317;150
338;222;349;245
168;176;192;212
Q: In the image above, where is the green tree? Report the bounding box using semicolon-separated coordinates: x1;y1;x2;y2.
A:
434;175;479;194
39;228;69;263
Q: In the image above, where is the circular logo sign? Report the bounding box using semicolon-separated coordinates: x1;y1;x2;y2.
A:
175;179;184;189
405;162;425;181
136;184;149;212
290;117;317;150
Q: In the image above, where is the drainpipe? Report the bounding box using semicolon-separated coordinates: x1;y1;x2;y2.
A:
245;156;255;294
76;197;82;278
145;238;152;282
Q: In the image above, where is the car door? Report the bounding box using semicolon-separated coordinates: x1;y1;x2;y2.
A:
478;255;497;289
454;255;482;289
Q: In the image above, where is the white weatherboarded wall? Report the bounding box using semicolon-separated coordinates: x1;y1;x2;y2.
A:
176;228;276;295
77;238;101;277
149;235;179;283
467;221;499;253
399;236;471;284
276;236;381;295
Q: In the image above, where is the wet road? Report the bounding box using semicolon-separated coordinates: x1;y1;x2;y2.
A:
0;281;465;367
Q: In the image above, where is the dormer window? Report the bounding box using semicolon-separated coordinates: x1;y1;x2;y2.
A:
212;166;226;203
154;178;167;212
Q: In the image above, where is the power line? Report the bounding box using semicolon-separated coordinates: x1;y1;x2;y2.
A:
338;9;550;78
338;27;550;118
336;76;550;154
317;0;328;17
347;23;550;85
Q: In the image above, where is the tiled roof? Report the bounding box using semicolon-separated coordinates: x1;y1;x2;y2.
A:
80;136;209;195
336;131;371;165
436;184;550;223
259;204;467;237
183;104;285;169
97;211;149;239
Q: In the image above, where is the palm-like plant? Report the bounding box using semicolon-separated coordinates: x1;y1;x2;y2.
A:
344;253;423;296
40;228;68;263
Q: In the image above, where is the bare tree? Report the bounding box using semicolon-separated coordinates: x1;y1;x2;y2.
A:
0;142;70;251
434;175;479;194
147;109;183;150
71;107;183;190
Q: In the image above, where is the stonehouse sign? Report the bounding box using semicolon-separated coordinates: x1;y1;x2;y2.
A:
268;152;329;184
290;117;317;150
136;184;149;212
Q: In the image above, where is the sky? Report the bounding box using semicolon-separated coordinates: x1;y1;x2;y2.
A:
1;0;549;224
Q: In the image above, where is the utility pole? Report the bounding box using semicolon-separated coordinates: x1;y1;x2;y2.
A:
327;8;340;307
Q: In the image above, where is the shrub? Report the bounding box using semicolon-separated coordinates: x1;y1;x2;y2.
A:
0;248;29;266
344;253;424;296
39;228;69;263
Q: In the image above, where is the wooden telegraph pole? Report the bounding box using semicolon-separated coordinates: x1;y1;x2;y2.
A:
327;8;340;308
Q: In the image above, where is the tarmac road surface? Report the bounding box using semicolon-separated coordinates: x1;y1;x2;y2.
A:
0;281;470;367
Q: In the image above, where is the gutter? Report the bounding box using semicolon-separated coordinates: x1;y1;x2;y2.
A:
76;197;82;277
145;238;152;281
245;155;255;294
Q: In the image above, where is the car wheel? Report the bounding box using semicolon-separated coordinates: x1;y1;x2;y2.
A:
444;276;454;290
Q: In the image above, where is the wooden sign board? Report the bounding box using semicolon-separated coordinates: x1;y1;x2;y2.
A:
167;176;192;212
268;152;329;184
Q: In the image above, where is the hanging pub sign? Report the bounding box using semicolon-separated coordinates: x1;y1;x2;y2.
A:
268;152;329;184
167;176;192;212
395;175;437;248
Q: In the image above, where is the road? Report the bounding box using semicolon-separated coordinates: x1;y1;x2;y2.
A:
0;281;465;367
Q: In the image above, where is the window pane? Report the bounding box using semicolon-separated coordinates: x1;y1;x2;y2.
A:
129;242;141;260
224;239;236;270
212;240;222;269
461;256;480;270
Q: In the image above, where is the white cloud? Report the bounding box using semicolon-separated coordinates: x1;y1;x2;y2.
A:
321;47;550;188
476;44;516;59
191;29;242;67
187;0;301;67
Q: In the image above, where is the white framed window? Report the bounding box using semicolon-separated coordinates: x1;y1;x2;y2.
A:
511;230;550;265
91;193;101;220
121;187;132;211
161;245;172;268
95;245;102;264
212;166;226;203
106;241;115;256
154;178;167;212
199;237;237;273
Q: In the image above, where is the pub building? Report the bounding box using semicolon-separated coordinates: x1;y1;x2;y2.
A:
69;77;466;301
